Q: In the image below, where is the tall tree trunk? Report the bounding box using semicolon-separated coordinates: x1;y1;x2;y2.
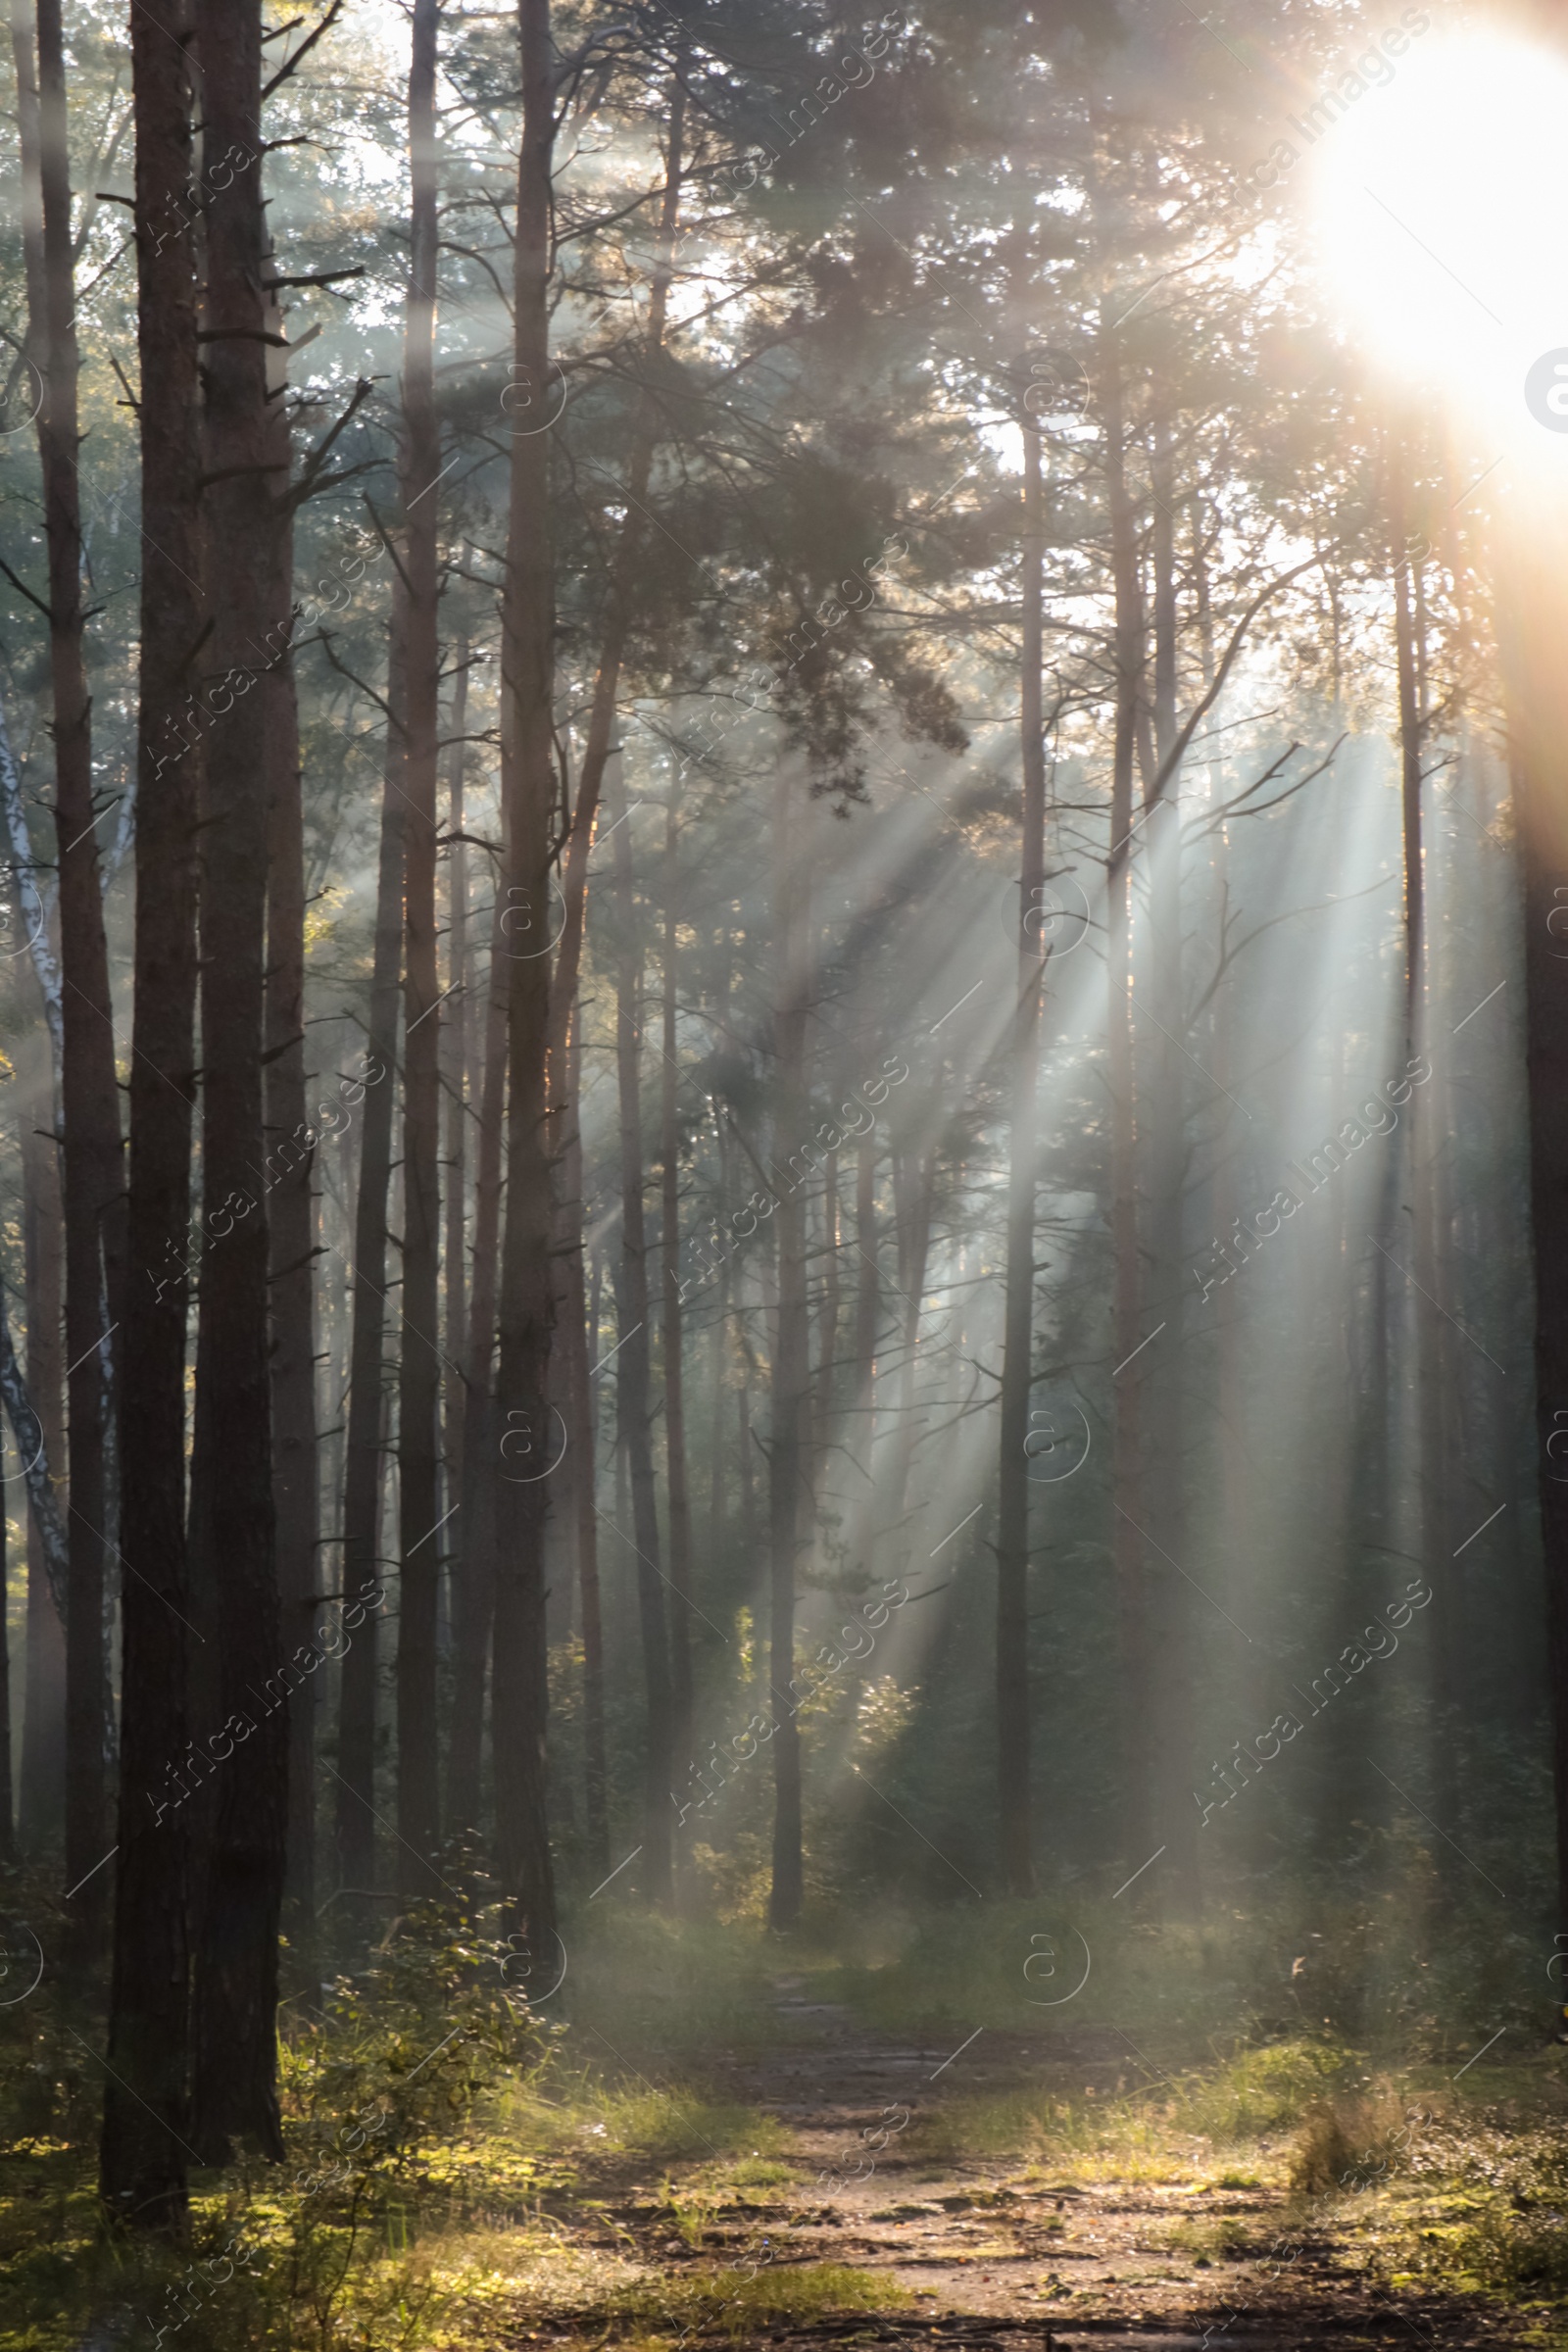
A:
661;786;694;1780
0;1445;13;1861
530;58;690;1842
814;1148;841;1433
1142;412;1198;1916
707;945;732;1556
738;1330;757;1565
6;0;44;381
335;576;408;1892
767;768;809;1931
1392;488;1461;1861
1192;507;1254;1749
1507;477;1568;1933
995;414;1046;1897
611;765;673;1905
880;1143;937;1579
396;0;444;1888
442;651;470;1690
100;0;202;2228
19;1115;65;1850
709;1140;731;1560
564;1005;610;1871
543;70;685;1091
538;95;688;1835
449;861;507;1833
25;0;124;1946
1343;561;1400;1844
264;303;318;1922
1102;315;1152;1874
187;0;283;2164
851;1130;879;1446
491;0;558;1941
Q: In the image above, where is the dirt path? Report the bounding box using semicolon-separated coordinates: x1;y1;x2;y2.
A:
571;1988;1520;2351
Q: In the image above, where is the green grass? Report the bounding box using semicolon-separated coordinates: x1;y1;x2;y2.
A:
722;2156;800;2186
606;2260;912;2338
504;2059;789;2168
898;2037;1364;2175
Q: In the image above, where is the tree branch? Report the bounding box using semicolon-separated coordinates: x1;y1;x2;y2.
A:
0;558;52;623
263;266;366;291
1113;553;1324;877
287;372;375;511
319;632;401;733
261;0;345;102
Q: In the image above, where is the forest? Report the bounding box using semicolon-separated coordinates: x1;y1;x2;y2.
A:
1;0;1567;2343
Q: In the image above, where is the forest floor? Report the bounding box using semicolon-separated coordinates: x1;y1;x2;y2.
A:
491;1978;1552;2352
6;1911;1567;2351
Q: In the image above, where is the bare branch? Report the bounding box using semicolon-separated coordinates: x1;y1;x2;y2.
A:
261;0;345;102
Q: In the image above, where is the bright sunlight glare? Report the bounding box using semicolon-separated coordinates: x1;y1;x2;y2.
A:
1311;27;1568;440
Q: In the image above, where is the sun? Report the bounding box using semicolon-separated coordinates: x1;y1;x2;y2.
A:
1305;24;1568;436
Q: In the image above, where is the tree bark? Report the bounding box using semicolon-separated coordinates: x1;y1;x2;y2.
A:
880;1143;937;1582
610;763;673;1905
25;0;125;1946
1506;475;1568;1931
661;786;694;1779
995;416;1046;1897
187;0;283;2164
335;574;408;1892
1392;486;1461;1863
1142;410;1198;1917
538;96;688;1841
442;650;470;1702
738;1329;757;1566
396;0;444;1889
449;855;507;1833
529;65;688;1871
543;68;685;1091
18;1114;66;1850
707;944;732;1557
813;1147;841;1440
100;0;202;2229
0;1446;13;1860
767;766;809;1931
1102;315;1152;1875
563;1004;610;1871
264;295;318;1923
708;1135;731;1560
851;1128;879;1446
6;0;44;381
491;0;559;1941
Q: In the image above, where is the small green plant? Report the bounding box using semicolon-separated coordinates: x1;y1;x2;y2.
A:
725;2156;798;2186
1461;2201;1568;2298
608;2260;911;2338
1182;2038;1352;2142
1162;2214;1257;2265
